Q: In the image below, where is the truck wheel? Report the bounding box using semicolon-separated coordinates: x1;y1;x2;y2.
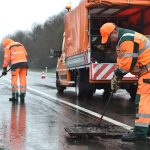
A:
56;73;66;93
75;75;85;99
56;79;65;93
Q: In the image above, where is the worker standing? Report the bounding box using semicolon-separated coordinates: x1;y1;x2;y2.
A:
1;38;28;103
100;23;150;142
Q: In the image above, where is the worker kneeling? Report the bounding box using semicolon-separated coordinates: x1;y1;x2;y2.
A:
100;23;150;142
1;38;28;103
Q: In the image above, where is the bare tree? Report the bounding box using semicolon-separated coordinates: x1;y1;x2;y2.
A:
0;11;66;70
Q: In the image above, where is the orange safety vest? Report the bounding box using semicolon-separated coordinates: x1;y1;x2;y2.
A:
3;42;28;69
115;28;150;77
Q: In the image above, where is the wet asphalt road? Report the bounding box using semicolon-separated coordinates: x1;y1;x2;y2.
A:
0;70;150;150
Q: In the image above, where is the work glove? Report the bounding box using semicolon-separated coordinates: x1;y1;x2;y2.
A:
111;74;120;92
2;67;7;76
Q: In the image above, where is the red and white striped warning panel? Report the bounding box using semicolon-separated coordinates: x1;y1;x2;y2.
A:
90;63;137;80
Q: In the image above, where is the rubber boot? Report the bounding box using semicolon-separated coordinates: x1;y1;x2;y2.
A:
20;93;25;104
9;93;18;102
122;132;147;142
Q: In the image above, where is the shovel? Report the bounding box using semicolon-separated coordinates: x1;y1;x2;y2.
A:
97;91;113;127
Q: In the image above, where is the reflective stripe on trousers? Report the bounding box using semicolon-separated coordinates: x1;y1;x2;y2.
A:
135;93;150;128
11;68;27;94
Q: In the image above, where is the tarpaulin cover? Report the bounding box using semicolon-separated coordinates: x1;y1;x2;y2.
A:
86;0;150;35
65;0;150;57
65;0;88;57
117;8;150;34
86;0;150;7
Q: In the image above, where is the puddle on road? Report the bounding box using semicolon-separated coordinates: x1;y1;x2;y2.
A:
0;84;150;150
0;103;26;150
0;87;11;95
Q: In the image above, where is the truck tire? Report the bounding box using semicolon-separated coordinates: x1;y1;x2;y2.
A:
56;73;66;93
56;79;65;93
75;75;85;99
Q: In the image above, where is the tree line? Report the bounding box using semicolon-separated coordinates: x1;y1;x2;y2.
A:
0;11;66;70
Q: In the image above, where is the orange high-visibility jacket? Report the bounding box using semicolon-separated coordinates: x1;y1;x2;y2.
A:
114;28;150;78
3;42;28;69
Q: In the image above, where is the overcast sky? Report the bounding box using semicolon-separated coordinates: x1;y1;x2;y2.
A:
0;0;80;41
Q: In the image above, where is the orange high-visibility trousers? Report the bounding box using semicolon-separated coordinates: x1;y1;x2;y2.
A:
135;72;150;132
135;94;150;127
11;68;27;95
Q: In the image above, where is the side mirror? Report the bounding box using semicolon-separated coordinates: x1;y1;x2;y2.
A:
49;49;61;58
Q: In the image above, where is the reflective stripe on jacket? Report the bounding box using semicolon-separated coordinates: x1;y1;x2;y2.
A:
3;42;28;69
114;28;150;77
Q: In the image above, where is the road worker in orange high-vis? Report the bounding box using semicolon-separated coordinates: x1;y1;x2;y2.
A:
1;38;28;103
100;23;150;142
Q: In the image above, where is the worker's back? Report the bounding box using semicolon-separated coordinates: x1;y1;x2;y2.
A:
9;42;27;65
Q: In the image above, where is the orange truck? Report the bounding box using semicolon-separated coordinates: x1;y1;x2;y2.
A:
51;0;150;99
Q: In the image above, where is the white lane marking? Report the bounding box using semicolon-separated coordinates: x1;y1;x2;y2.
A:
3;78;132;131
